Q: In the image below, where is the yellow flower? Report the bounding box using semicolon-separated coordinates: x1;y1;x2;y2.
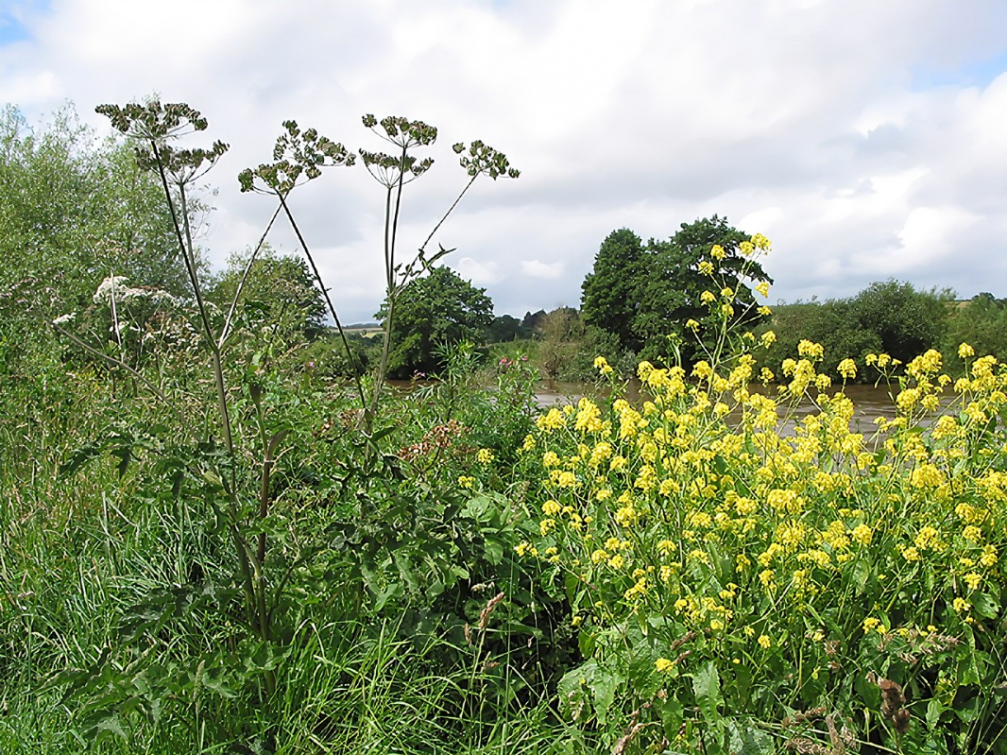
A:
542;499;562;516
953;597;970;613
837;358;857;380
698;260;714;276
477;448;494;464
700;290;716;305
556;471;578;488
758;635;772;649
686;318;700;330
710;244;726;260
760;331;776;348
593;355;613;375
655;657;675;673
457;475;474;489
862;617;880;634
964;572;982;591
851;524;873;546
536;407;565;431
958;342;975;359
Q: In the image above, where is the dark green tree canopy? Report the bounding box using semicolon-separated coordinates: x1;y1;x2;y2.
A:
580;217;772;364
581;228;645;351
377;265;493;378
850;280;953;363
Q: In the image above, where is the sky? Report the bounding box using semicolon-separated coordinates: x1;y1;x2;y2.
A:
1;0;1005;322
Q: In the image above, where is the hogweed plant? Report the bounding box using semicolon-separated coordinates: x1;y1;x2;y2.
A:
357;114;519;420
495;236;1007;754
42;99;521;744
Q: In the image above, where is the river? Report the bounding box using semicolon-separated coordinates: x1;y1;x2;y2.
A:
534;380;906;435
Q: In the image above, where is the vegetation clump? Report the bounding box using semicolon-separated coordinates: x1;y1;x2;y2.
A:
1;102;1006;755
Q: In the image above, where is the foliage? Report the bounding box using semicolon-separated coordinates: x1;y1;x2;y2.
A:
580;218;772;368
756;298;883;380
0;104;187;384
635;216;773;366
502;250;1007;751
851;279;954;365
536;307;584;380
209;245;328;348
758;281;956;382
581;228;646;352
943;293;1007;372
377;266;494;378
486;313;534;343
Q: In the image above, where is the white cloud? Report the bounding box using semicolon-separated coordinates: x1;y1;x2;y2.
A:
521;260;564;279
455;256;500;286
0;0;1004;318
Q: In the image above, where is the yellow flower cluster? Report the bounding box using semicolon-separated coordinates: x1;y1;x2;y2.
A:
509;334;1007;706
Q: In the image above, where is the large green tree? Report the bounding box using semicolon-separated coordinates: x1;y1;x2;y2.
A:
581;228;645;351
850;280;953;364
634;216;772;363
580;217;771;364
377;265;494;378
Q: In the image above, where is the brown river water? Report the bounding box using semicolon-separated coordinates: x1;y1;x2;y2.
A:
534;380;906;436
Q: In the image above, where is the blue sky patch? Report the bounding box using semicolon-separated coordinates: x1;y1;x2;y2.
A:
0;0;50;46
912;49;1007;90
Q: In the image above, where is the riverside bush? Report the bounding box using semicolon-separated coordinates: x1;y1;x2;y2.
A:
502;238;1007;754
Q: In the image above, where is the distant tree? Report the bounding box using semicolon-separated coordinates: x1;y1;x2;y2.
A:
377;266;494;378
486;314;531;343
851;280;953;364
581;228;645;351
209;246;327;349
634;216;771;364
755;299;882;379
537;307;584;379
521;309;548;332
944;293;1007;369
0;104;186;322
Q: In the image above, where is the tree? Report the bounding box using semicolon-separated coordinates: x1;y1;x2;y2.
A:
537;306;584;379
581;228;646;351
0;105;186;321
486;314;532;343
851;280;953;364
209;246;327;349
634;216;772;363
377;266;494;378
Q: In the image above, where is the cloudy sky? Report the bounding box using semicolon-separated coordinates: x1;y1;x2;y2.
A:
2;0;1005;322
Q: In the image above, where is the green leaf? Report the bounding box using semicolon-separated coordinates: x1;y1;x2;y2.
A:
971;591;999;619
659;694;684;738
726;720;774;755
926;698;946;729
692;660;722;725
